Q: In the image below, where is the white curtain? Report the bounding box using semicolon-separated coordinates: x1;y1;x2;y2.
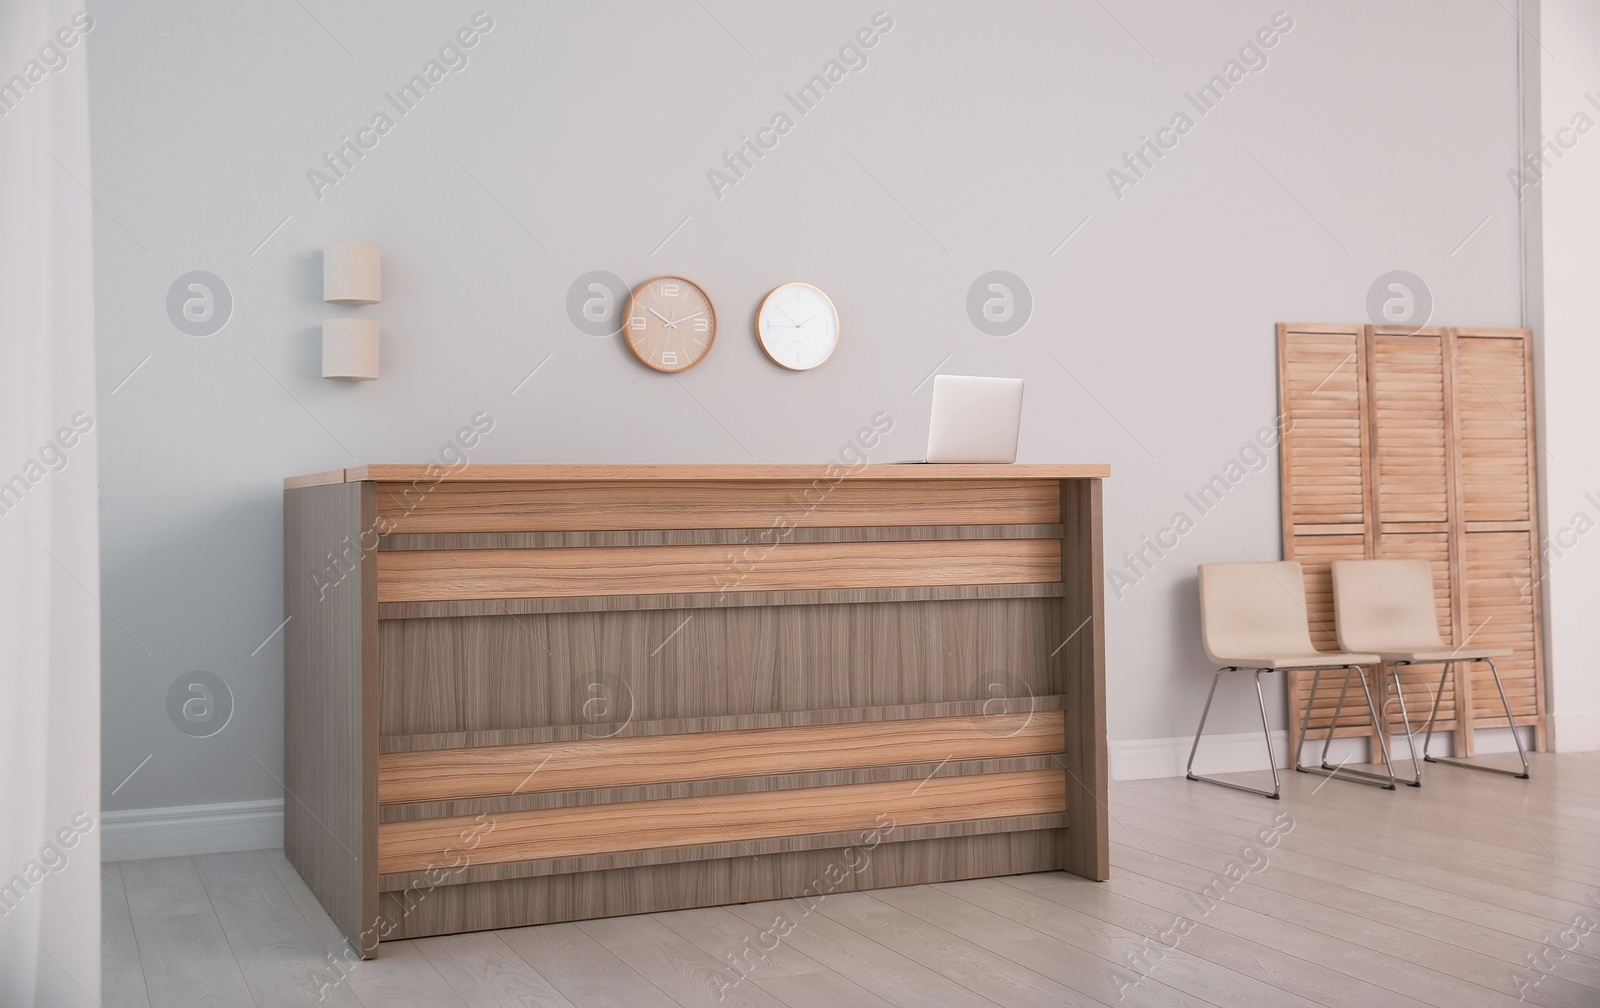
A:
0;1;102;1004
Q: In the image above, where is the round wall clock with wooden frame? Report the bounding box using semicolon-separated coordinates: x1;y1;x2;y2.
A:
756;282;839;371
622;276;717;373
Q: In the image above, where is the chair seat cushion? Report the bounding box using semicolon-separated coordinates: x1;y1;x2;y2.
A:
1219;653;1380;670
1384;647;1514;662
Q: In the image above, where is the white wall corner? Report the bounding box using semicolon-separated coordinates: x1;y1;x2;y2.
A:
1554;709;1600;752
101;800;283;863
1111;730;1290;781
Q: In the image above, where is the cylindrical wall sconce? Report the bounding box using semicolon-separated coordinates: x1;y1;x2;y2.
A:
322;319;380;380
323;242;381;305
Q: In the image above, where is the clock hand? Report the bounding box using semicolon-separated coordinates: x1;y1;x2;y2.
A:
646;306;673;325
668;310;704;329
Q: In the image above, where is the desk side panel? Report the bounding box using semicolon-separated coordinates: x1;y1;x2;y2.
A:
284;481;379;955
1060;478;1108;880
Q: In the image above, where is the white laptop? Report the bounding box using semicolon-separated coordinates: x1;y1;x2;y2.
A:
904;375;1024;463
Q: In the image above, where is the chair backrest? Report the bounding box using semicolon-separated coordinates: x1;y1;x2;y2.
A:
1197;561;1319;667
1330;558;1447;652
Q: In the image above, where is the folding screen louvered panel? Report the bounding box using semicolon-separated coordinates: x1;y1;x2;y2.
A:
1277;324;1375;757
1277;324;1546;760
1452;330;1544;753
1460;530;1542;748
1278;325;1368;529
1454;332;1536;524
1369;328;1452;524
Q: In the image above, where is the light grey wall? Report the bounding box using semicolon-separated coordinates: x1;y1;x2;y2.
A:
1536;0;1600;750
91;0;1523;811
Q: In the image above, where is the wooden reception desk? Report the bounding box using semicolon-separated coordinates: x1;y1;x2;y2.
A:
283;463;1109;955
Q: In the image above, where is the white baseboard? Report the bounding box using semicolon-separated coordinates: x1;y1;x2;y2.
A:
101;799;283;862
1111;729;1290;781
1111;727;1536;781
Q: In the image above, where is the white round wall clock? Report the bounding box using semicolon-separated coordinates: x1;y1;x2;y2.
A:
756;282;839;371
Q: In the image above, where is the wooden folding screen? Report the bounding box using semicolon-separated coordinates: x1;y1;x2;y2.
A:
1278;323;1546;760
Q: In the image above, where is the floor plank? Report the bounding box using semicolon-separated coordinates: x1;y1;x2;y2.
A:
102;862;152;1008
1139;772;1600;890
752;968;902;1008
235;937;365;1008
1133;777;1600;926
413;931;575;1007
1112;795;1600;930
652;905;827;982
1110;796;1600;953
131;909;256;1008
876;879;1210;1007
347;939;468;1007
997;868;1436;1008
724;897;1002;1008
119;856;211;918
805;889;1110;1007
195;849;319;950
577;913;789;1007
262;848;357;957
1106;854;1600;1008
968;872;1328;1008
499;921;680;1007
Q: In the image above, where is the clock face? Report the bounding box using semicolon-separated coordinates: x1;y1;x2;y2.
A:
623;276;716;373
757;283;839;371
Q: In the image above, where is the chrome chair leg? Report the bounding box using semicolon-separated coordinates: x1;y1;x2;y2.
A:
1420;661;1453;760
1187;666;1281;799
1386;663;1424;787
1297;665;1396;789
1424;658;1531;779
1293;666;1321;775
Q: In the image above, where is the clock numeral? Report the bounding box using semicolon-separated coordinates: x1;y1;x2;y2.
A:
693;318;709;332
662;282;680;297
660;351;680;366
630;316;646;330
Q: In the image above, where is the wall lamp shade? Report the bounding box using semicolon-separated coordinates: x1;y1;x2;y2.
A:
323;242;381;304
322;319;380;380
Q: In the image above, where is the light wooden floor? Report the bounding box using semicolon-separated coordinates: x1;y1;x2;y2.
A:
105;751;1600;1007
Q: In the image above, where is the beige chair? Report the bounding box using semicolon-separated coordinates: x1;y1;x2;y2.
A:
1188;561;1396;799
1331;559;1529;783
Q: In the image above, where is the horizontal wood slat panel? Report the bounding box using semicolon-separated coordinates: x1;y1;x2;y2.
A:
378;711;1065;804
379;756;1064;822
380;524;1063;552
377;769;1066;875
377;480;1061;534
1280;327;1367;527
379;813;1067;890
1369;333;1449;524
375;581;1066;620
1461;530;1540;716
1454;335;1534;523
375;538;1061;603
